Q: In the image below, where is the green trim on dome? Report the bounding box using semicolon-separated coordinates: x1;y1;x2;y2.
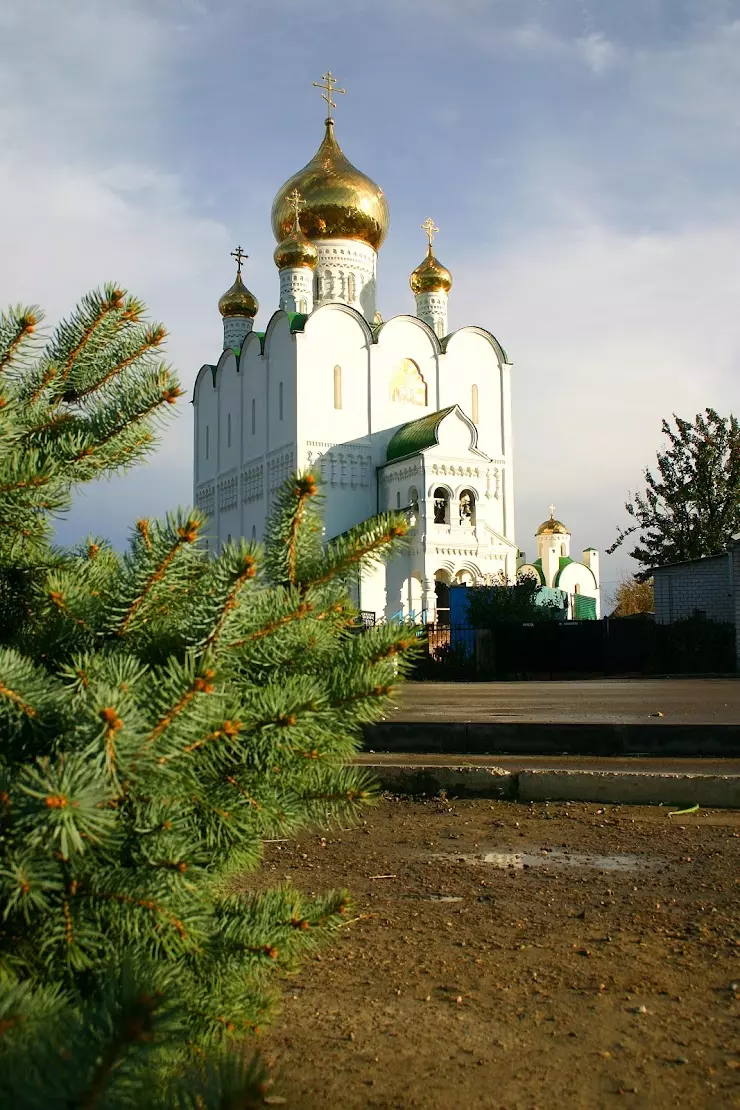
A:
385;406;457;463
286;312;309;333
530;559;546;585
553;556;575;586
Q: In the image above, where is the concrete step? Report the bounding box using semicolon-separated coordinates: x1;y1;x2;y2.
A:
359;760;740;808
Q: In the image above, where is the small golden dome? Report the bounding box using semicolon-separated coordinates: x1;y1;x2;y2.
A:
271;119;389;252
218;272;258;319
273;221;319;271
536;509;570;536
410;244;453;295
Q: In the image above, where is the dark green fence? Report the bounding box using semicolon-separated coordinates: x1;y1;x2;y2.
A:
416;615;735;680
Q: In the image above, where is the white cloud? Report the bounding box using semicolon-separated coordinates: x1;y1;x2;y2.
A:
454;217;740;586
576;32;619;74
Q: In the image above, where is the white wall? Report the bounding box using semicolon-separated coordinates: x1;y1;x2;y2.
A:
653;554;734;625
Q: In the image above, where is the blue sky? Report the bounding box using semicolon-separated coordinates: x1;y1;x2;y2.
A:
1;0;739;601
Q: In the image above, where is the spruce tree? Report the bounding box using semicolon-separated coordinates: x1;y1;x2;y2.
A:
0;289;417;1106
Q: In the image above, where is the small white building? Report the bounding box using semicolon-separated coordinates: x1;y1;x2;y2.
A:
193;77;518;625
517;508;601;619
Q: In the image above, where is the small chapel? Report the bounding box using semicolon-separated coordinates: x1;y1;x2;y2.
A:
193;73;522;625
517;508;601;620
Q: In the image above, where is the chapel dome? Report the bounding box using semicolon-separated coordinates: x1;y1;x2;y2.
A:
536;512;570;536
410;245;453;295
273;222;319;271
271;119;389;252
218;272;258;319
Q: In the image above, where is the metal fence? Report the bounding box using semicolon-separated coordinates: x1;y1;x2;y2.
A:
417;616;735;679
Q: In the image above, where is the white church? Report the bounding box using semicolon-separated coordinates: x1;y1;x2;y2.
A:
192;74;600;625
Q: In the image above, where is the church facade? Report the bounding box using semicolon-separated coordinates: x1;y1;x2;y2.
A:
193;74;518;625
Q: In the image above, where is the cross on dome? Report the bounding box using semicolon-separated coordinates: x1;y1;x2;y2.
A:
230;245;248;275
287;188;305;228
421;217;439;246
312;71;346;117
549;503;556;518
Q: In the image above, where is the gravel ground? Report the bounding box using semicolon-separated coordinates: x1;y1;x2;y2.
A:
253;797;740;1109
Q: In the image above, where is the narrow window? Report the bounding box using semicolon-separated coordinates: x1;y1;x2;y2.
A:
227;533;231;545
333;365;342;409
251;398;256;435
205;424;209;460
251;525;256;541
279;382;284;421
459;489;476;526
433;487;450;525
396;491;401;509
472;384;479;424
227;412;231;447
347;272;356;302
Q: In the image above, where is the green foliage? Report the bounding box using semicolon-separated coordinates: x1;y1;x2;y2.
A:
609;574;654;617
0;289;419;1107
609;408;740;575
464;576;564;627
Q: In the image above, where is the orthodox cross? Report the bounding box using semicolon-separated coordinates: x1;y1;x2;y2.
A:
313;70;346;115
549;503;556;518
287;188;305;228
230;245;247;275
421;217;439;247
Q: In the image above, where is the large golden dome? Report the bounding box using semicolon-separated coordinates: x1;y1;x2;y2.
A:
410;244;453;295
536;509;569;536
271;119;389;251
218;272;258;318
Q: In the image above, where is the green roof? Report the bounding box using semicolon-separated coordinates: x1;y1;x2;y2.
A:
530;559;546;585
285;312;309;333
386;406;457;463
553;556;574;587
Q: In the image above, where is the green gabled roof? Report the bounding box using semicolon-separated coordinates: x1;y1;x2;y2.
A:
386;406;457;463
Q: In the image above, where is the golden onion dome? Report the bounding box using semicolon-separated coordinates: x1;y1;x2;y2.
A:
218;271;258;319
410;244;453;295
271;119;389;252
273;220;319;271
536;510;570;536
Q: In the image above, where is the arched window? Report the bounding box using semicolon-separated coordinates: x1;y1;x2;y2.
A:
472;384;479;424
561;543;566;557
333;365;342;409
347;272;356;302
205;425;209;460
396;491;401;509
251;398;256;435
251;525;256;542
409;486;419;512
459;489;476;526
227;534;231;545
433;487;450;525
279;381;284;421
227;412;231;447
299;298;307;313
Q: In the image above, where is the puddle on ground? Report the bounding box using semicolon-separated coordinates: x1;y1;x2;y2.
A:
431;847;662;873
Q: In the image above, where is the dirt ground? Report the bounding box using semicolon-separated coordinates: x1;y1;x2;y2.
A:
253;798;740;1109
